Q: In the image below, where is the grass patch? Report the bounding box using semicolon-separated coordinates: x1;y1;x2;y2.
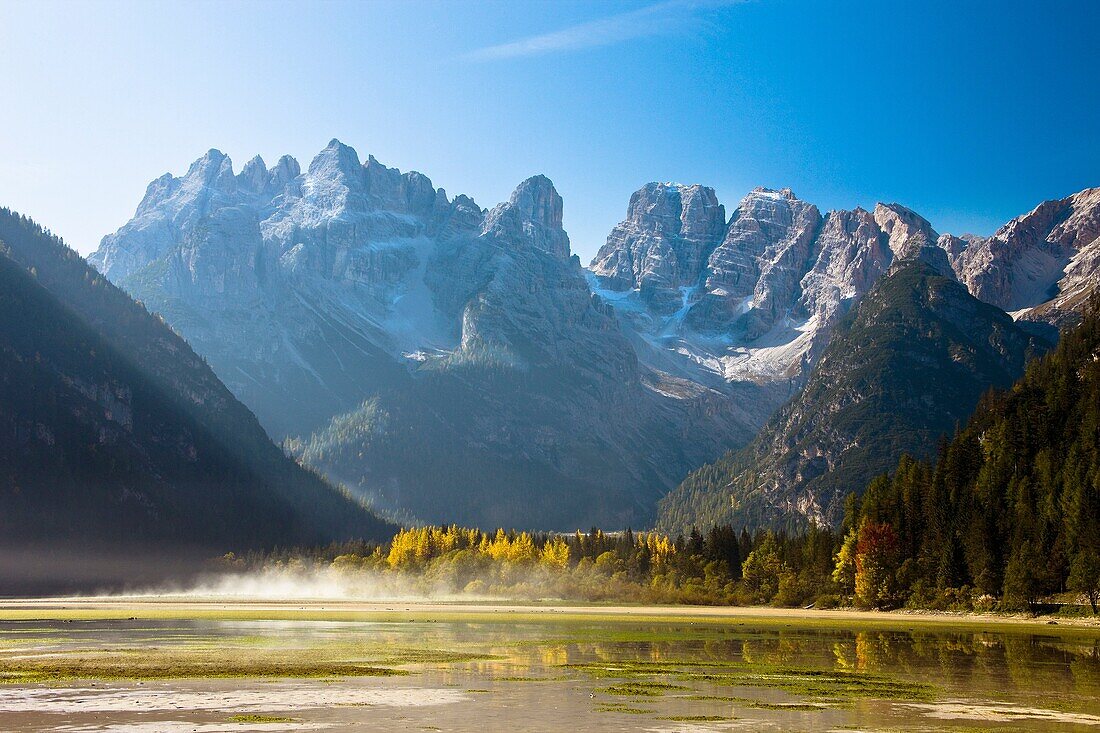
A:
569;659;936;702
594;702;656;714
4;603;1099;640
374;648;498;665
682;694;828;710
229;715;297;723
0;659;405;683
601;681;689;697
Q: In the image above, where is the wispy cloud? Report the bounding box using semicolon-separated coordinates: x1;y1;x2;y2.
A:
462;0;743;62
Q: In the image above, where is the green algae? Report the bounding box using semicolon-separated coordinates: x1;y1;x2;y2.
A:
600;681;689;696
568;659;936;702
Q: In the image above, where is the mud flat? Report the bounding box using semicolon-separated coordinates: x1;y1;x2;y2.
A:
0;598;1097;731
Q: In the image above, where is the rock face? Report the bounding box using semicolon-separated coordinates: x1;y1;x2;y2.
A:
590;183;726;313
589;187;940;388
953;187;1100;324
689;188;823;339
589;183;1099;394
657;260;1047;534
92;142;755;530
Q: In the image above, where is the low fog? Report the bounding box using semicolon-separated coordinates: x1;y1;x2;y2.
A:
129;564;493;602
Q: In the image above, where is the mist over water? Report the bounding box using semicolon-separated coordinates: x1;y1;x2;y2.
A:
122;565;499;603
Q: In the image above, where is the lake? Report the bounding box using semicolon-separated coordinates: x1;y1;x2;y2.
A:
0;602;1097;731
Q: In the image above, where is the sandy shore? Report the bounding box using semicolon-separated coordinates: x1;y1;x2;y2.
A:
0;597;1097;632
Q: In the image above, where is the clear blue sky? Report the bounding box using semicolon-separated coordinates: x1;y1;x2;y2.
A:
1;0;1097;260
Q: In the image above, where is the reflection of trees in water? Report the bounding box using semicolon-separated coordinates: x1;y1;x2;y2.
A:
827;629;1100;695
449;623;1100;698
1069;643;1100;694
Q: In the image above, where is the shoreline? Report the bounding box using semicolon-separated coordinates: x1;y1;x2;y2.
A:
0;597;1098;634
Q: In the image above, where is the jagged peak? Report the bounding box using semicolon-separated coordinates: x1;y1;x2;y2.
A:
874;201;929;222
364;153;396;173
185;148;232;177
990;186;1100;242
478;175;570;259
635;181;718;197
135;172;180;214
820;206;876;225
505;175;563;230
236;155;270;193
451;193;482;211
874;202;939;258
272;154;301;180
307;139;362;177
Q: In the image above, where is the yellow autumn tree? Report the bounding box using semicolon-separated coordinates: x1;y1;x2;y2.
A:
539;537;570;569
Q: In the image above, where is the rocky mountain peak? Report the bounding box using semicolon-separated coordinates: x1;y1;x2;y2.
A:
952;187;1100;314
135;172;180;216
873;202;938;257
481;175;570;259
237;155;268;193
748;186;797;200
509;174;564;229
182;149;236;191
269;155;301;192
308;138;363;180
688;186;821;336
193;148;228;168
589;181;725;302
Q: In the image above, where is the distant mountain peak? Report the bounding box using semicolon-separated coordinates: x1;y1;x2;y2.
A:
481;174;570;259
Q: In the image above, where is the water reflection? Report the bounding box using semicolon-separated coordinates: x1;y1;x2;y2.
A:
0;616;1097;730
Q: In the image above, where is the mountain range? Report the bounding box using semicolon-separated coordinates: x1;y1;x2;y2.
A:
87;140;1100;531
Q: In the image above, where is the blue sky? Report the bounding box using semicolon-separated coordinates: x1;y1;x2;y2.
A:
1;0;1097;260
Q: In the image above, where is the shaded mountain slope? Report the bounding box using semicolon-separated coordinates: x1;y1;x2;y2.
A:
0;208;392;551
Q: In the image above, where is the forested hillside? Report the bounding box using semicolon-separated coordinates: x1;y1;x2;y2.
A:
836;295;1100;610
0;208;393;555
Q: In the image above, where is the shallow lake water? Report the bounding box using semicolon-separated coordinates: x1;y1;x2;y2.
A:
0;611;1098;732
